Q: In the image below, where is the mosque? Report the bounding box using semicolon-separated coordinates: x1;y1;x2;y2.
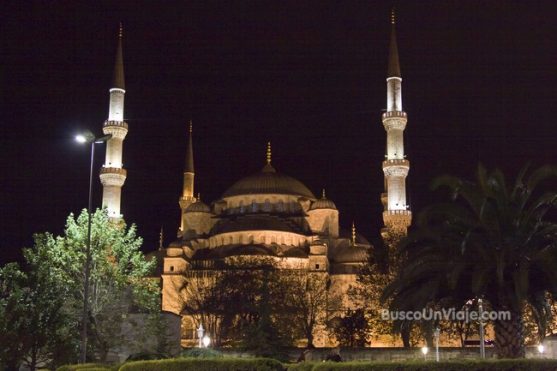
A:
97;13;411;347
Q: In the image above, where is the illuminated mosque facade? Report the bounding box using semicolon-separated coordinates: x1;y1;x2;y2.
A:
98;14;411;346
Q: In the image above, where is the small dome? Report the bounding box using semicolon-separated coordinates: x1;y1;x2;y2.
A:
331;244;369;263
185;200;211;213
310;198;337;210
222;164;315;199
309;190;337;210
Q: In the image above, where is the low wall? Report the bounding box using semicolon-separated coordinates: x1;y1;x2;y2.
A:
213;346;549;362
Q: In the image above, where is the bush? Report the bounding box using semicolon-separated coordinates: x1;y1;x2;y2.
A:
288;359;557;371
287;362;319;371
119;357;284;371
126;352;169;361
180;348;223;358
57;363;111;371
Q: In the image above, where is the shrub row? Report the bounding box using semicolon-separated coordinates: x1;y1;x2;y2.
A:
287;359;557;371
119;357;284;371
57;364;113;371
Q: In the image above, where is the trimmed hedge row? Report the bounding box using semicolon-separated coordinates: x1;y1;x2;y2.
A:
57;363;113;371
119;357;284;371
288;359;557;371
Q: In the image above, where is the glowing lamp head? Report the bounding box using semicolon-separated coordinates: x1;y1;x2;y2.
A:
538;344;545;354
75;131;96;144
75;134;87;143
202;335;211;347
421;346;429;355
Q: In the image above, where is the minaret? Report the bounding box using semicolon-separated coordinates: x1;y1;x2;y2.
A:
381;9;411;238
178;121;196;237
100;23;128;222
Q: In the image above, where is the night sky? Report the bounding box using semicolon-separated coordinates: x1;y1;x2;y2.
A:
2;1;556;265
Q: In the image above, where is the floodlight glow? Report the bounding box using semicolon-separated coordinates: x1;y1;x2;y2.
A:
75;134;87;143
538;344;545;354
421;346;429;355
202;335;211;347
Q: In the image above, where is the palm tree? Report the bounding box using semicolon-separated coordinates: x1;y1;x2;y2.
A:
382;164;557;358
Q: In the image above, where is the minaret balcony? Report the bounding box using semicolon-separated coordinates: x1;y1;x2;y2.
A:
99;167;127;187
382;111;407;131
382;159;410;177
382;111;407;120
103;120;128;139
103;120;128;129
383;210;412;231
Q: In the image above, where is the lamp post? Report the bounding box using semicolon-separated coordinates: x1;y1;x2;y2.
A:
421;346;429;361
433;327;440;362
478;298;486;359
75;130;111;363
197;324;205;348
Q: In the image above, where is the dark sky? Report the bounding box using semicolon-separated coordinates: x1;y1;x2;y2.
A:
2;1;556;264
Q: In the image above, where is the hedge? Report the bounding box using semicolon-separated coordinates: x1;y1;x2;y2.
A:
118;357;284;371
57;364;112;371
289;359;557;371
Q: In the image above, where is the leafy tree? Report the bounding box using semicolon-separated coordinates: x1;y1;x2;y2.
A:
383;164;557;358
331;308;369;347
279;271;339;348
0;234;73;371
49;209;159;361
0;209;161;367
0;263;29;371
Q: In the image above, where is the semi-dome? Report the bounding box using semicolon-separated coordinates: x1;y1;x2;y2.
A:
222;163;316;199
309;190;337;210
185;200;211;213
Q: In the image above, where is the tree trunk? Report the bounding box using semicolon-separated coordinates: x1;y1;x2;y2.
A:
494;309;525;358
306;327;314;348
400;322;411;348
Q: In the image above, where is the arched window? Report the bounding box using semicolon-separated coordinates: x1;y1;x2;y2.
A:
263;199;271;212
181;317;196;340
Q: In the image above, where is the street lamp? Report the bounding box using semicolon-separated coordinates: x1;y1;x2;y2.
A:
478;298;486;359
433;327;440;362
538;344;545;357
197;324;205;348
421;346;429;361
75;130;111;363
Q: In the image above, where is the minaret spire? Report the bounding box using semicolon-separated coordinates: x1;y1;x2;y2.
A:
266;142;272;164
99;23;128;222
179;121;196;237
388;8;401;79
381;9;411;239
112;23;125;90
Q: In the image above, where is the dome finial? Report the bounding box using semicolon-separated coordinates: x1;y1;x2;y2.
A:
391;7;396;25
159;226;164;250
197;193;201;201
266;142;272;164
322;188;326;199
119;22;123;38
189;120;192;134
352;221;356;246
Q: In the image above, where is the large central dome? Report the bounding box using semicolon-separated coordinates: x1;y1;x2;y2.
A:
222;163;316;199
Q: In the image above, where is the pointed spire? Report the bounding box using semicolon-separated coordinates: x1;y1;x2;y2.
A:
184;120;194;173
352;221;356;246
159;227;164;250
387;8;401;78
262;141;276;173
112;22;125;90
322;188;326;199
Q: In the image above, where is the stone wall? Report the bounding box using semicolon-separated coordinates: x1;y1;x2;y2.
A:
212;346;550;362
